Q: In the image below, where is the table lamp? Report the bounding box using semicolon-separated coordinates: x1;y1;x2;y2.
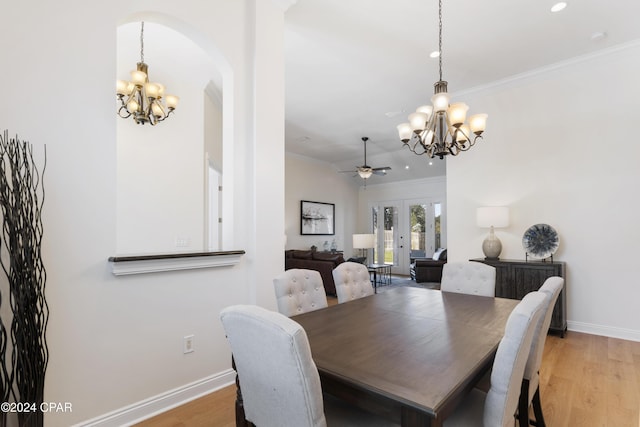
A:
353;234;375;263
477;207;509;260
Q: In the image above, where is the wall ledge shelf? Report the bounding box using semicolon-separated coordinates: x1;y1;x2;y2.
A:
108;250;245;276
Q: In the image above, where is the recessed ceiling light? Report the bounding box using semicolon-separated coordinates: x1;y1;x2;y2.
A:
430;51;440;58
405;165;410;170
384;111;404;118
550;2;567;13
590;31;607;42
428;161;433;166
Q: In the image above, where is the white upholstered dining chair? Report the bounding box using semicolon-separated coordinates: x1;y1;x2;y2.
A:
273;269;328;317
441;261;496;297
444;291;547;427
518;276;564;427
220;305;399;427
332;261;374;303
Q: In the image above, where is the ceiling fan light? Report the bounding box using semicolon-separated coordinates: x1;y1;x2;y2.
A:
397;123;412;142
358;169;373;179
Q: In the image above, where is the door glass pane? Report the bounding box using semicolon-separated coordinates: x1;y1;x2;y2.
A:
383;206;398;266
434;203;442;249
371;206;379;264
410;204;427;258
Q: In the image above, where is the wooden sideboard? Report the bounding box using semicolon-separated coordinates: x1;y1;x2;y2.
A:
470;258;567;336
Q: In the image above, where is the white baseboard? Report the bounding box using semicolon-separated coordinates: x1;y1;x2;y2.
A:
568;321;640;342
76;369;236;427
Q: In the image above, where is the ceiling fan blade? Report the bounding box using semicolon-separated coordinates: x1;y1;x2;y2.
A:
372;170;387;176
338;170;358;173
372;166;391;171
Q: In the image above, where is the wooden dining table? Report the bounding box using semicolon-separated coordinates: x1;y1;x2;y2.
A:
294;287;518;427
233;286;520;427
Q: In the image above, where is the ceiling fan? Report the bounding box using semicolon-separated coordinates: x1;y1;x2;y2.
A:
340;137;391;180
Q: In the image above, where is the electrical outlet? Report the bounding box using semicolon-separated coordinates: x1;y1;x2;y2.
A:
175;236;191;247
183;335;194;354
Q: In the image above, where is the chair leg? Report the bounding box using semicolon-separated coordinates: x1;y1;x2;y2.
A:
531;386;546;427
518;379;530;427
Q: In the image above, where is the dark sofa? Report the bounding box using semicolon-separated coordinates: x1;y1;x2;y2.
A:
284;250;345;295
410;249;447;283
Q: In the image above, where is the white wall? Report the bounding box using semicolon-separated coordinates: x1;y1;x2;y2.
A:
447;41;640;341
0;0;288;425
285;154;360;257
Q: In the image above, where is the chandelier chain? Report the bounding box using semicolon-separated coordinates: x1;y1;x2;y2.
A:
438;0;443;82
140;21;145;63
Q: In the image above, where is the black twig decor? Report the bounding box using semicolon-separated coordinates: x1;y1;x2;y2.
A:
0;131;48;427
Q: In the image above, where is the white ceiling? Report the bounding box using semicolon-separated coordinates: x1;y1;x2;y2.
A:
284;0;640;184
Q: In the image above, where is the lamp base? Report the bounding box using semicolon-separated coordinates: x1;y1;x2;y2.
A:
482;227;502;260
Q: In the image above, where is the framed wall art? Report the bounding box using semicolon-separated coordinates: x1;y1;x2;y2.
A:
300;200;335;235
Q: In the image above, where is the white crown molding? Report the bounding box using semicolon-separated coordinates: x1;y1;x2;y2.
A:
454;38;640;98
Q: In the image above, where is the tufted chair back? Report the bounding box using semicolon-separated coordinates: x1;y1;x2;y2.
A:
332;262;374;304
483;292;546;426
220;305;327;427
273;269;328;317
441;261;496;297
518;276;564;426
221;305;400;427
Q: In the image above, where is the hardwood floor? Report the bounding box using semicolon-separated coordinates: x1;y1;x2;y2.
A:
137;325;640;426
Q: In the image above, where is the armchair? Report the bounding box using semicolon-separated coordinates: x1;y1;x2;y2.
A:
410;248;447;283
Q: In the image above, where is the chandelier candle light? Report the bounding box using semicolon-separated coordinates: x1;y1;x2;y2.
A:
397;0;487;159
116;22;179;125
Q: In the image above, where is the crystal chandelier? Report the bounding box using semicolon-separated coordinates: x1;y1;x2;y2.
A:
397;0;487;159
116;22;179;126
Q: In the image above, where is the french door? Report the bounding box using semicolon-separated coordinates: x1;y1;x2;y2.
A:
371;202;401;273
370;199;445;275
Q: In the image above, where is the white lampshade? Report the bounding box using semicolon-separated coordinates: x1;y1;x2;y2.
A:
353;234;375;249
358;168;373;179
455;125;470;143
165;95;179;109
431;91;450;113
469;114;488;135
447;102;469;127
408;112;428;131
477;207;509;228
145;82;160;99
397;123;412;141
116;80;129;95
130;69;147;86
416;105;433;120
